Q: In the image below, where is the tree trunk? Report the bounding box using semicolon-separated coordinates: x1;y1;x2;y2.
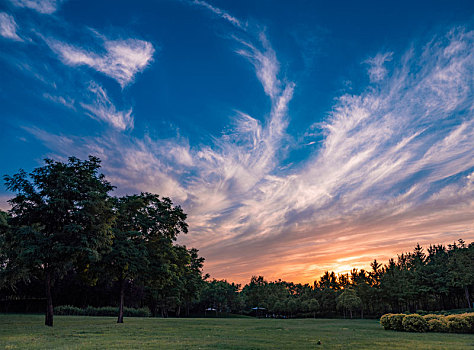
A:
465;286;472;309
117;279;126;323
45;270;54;327
349;309;352;319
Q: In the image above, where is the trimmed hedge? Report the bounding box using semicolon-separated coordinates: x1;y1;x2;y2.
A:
380;312;474;334
402;314;428;332
427;318;448;332
54;305;151;317
380;313;392;330
423;314;443;322
446;314;470;333
389;314;406;331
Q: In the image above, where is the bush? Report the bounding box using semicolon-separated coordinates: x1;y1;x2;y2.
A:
446;314;470;333
124;307;151;317
463;313;474;333
55;305;82;315
402;314;428;332
54;305;150;317
427;318;448;332
389;314;406;331
380;314;392;330
423;314;443;322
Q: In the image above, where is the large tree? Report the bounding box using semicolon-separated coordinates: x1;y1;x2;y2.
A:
99;195;149;323
124;193;188;317
1;156;115;326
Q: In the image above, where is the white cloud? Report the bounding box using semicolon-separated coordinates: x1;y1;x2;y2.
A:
80;82;133;131
9;0;64;14
235;33;281;99
42;93;75;109
365;51;393;82
0;12;22;41
26;26;474;283
47;37;155;87
192;0;245;29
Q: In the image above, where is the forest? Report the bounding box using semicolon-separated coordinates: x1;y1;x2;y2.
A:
0;156;473;326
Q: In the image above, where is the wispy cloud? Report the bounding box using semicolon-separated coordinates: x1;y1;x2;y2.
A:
47;37;155;87
0;12;22;41
8;0;65;14
80;82;133;131
18;3;474;284
42;93;75;109
235;33;282;100
364;51;393;82
192;0;245;29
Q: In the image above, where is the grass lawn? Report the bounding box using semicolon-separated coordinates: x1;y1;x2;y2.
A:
1;314;474;349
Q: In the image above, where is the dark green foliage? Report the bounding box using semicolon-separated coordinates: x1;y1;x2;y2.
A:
200;279;241;313
402;314;428;332
2;156;115;326
0;156;206;326
336;288;361;318
54;305;150;317
379;313;392;329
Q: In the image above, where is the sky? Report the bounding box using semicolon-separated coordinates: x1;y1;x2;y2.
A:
0;0;473;284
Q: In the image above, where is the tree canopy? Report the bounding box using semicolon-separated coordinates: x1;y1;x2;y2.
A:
2;156;115;326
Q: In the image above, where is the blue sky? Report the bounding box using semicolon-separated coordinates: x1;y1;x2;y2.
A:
1;0;473;283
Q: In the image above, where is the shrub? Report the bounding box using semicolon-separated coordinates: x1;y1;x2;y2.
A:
54;305;83;316
423;314;443;322
402;314;428;332
124;307;151;317
389;314;406;331
463;313;474;333
380;314;392;330
427;318;448;332
446;314;470;333
54;305;150;317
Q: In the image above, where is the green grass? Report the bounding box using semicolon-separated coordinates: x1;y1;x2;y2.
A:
1;314;473;349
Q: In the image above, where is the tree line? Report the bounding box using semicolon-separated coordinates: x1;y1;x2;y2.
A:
0;156;472;326
200;240;473;318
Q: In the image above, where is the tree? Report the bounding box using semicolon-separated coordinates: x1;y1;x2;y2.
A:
287;298;298;318
242;276;268;310
136;193;188;317
100;195;149;323
180;248;206;316
1;156;115;326
304;298;320;318
447;240;474;309
336;288;361;318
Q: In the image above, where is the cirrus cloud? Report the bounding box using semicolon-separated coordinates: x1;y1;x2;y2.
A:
0;12;22;41
47;37;155;87
8;0;65;14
